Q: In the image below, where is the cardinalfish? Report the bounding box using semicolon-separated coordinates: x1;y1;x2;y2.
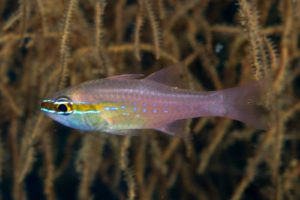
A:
41;65;268;136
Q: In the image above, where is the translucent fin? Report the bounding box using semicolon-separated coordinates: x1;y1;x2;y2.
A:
106;74;144;80
222;80;269;129
156;119;190;137
145;63;187;88
104;129;140;136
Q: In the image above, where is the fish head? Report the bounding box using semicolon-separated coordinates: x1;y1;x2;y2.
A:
40;89;109;131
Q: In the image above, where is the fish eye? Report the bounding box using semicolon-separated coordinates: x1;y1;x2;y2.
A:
57;104;68;112
54;96;73;115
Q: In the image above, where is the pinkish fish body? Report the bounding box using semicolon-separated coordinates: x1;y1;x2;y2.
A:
41;65;268;136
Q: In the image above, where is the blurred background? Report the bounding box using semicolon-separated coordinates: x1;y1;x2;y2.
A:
0;0;299;199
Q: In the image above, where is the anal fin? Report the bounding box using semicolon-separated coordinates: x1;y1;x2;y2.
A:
156;119;190;137
104;129;140;136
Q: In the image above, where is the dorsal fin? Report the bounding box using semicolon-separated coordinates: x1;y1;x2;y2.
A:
106;74;144;80
156;119;190;137
145;63;187;88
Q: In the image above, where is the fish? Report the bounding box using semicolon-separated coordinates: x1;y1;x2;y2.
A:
40;64;268;136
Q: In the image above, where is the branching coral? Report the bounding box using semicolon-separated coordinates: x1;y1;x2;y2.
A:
0;0;299;200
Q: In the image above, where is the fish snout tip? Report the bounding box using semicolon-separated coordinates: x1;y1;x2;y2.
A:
40;100;52;112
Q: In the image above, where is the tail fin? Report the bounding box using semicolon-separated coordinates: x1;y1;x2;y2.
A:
222;81;269;129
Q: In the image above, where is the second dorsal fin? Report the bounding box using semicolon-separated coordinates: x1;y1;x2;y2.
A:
145;63;187;88
106;74;144;80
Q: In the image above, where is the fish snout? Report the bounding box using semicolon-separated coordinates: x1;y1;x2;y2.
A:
41;100;54;113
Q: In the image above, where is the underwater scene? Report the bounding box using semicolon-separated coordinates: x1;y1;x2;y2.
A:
1;0;300;199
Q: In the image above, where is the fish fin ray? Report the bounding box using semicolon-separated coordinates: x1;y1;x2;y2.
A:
223;80;269;129
106;74;144;80
156;119;190;137
145;63;187;88
104;129;140;136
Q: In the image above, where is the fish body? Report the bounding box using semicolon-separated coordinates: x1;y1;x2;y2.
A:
41;66;267;135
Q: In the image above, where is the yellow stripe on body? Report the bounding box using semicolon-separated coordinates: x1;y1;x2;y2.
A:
72;102;111;112
72;102;143;127
74;102;146;129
